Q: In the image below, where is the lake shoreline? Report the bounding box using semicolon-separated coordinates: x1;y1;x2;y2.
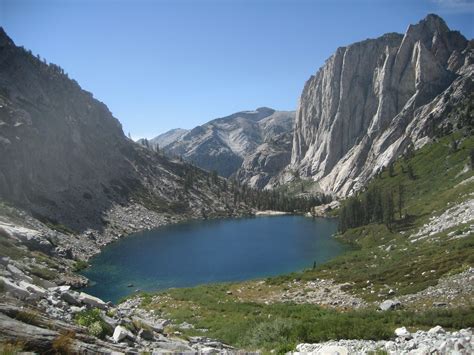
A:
81;215;343;303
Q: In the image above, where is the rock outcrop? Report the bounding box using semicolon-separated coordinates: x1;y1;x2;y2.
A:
159;108;295;188
288;14;473;196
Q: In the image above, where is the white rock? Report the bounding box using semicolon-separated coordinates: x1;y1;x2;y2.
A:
78;292;107;309
379;299;401;311
69;306;85;313
18;280;47;297
112;325;134;342
395;326;412;339
428;325;445;334
200;346;219;354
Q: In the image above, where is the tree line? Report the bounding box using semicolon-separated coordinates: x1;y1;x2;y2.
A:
179;162;331;213
338;182;405;233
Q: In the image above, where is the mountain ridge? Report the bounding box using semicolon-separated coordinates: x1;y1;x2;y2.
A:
153;107;295;188
0;27;249;237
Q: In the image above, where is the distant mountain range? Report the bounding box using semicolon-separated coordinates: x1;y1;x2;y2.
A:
141;108;295;189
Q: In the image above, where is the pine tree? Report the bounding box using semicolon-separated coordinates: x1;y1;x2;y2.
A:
382;191;394;229
407;164;415;180
211;170;219;185
388;163;395;177
397;183;405;219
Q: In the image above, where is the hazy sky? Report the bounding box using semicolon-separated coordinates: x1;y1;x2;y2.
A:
1;0;473;139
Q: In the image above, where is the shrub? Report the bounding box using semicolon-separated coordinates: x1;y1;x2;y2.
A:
52;331;75;354
15;311;40;326
29;266;56;280
0;342;25;355
72;260;88;272
44;222;75;235
74;308;111;339
140;293;153;308
248;318;295;348
88;321;105;338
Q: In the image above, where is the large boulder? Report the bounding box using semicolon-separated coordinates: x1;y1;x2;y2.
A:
379;299;401;311
112;325;135;343
6;264;33;283
18;281;47;298
0;222;54;255
78;292;108;310
0;277;30;300
60;290;82;306
394;326;412;339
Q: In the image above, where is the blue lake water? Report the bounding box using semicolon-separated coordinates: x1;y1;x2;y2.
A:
81;215;345;303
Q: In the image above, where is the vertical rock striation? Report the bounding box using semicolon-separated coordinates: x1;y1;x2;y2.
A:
289;14;473;195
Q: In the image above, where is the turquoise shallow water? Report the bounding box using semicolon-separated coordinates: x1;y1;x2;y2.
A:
81;215;345;303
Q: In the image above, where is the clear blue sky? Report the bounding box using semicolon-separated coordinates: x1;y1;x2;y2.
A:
1;0;473;139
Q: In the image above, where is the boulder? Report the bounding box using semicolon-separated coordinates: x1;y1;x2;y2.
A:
101;313;119;329
54;246;73;259
18;281;47;298
179;321;194;330
138;328;154;341
34;278;56;289
395;326;412;339
132;316;166;334
0;277;30;300
78;292;107;310
200;347;220;354
0;223;54;255
49;285;71;293
6;264;33;283
112;325;135;343
428;325;445;334
379;299;401;311
60;290;82;306
69;306;85;313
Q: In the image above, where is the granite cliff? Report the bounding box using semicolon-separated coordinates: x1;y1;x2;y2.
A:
287;14;473;196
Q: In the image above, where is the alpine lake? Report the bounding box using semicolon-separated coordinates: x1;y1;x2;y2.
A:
81;215;346;303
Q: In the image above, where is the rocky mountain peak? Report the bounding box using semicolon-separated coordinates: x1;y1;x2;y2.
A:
0;27;14;48
255;107;276;115
417;13;450;35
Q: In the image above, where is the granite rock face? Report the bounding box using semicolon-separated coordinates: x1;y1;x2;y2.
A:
160;108;295;188
288;14;473;196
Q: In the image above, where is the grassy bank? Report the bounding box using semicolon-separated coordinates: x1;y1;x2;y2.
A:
140;286;472;352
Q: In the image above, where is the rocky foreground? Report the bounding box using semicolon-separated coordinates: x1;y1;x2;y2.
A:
294;326;473;355
0;257;235;353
